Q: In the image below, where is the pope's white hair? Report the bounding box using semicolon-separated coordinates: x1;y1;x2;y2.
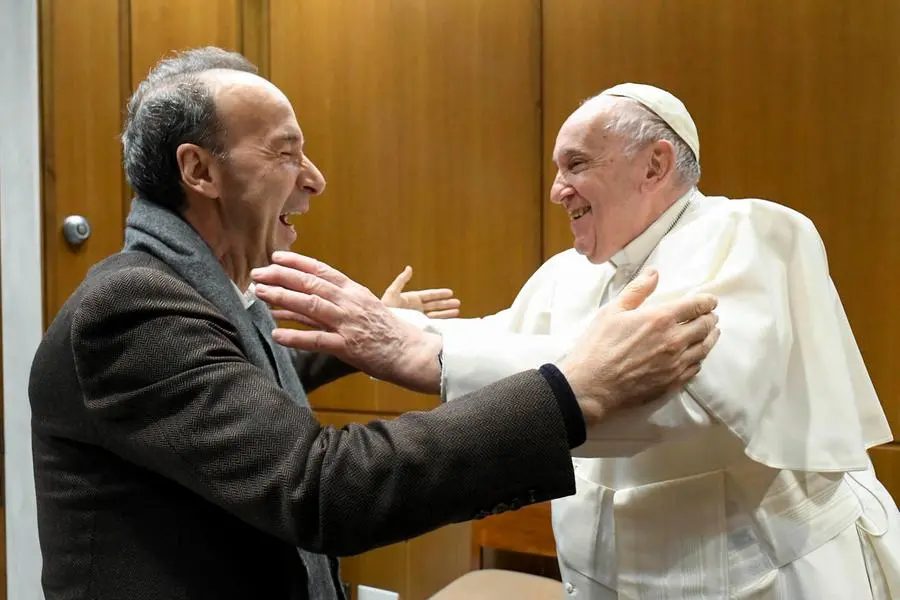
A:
584;94;701;187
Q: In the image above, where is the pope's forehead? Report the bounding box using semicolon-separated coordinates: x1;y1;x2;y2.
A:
554;97;617;153
566;95;621;129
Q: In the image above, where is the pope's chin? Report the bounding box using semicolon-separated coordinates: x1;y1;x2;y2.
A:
572;234;603;264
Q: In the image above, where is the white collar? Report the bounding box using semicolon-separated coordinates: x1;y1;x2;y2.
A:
231;281;257;309
608;187;697;273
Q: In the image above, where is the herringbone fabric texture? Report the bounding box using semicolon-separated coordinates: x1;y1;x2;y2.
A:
29;250;576;599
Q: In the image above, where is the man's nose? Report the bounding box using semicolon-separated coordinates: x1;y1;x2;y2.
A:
300;156;326;196
550;172;572;205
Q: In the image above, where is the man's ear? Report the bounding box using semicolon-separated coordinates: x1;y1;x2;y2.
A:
642;139;676;190
176;143;221;199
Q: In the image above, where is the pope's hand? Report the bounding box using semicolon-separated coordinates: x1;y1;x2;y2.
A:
251;252;443;394
558;269;720;425
381;266;461;319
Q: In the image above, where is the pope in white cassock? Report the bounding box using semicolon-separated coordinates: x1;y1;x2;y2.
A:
388;84;900;599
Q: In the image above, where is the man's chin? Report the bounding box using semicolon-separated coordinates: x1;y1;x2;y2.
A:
258;242;292;268
272;233;297;253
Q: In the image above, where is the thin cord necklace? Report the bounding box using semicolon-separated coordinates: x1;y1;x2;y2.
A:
600;199;693;306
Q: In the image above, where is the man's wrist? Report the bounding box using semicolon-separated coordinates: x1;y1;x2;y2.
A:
399;330;443;394
538;364;587;449
557;359;608;427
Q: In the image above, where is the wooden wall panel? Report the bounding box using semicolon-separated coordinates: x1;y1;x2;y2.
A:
240;0;270;76
40;0;127;322
870;445;900;504
269;0;543;414
129;0;242;83
542;0;900;495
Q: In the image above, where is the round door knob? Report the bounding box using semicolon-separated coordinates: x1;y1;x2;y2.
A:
62;215;91;246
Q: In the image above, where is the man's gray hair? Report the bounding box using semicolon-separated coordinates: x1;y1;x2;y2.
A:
596;96;701;187
121;47;258;210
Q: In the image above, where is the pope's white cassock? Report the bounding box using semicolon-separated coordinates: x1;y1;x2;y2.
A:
396;188;900;599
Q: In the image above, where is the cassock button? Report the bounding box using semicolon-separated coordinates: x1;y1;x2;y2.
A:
564;581;577;596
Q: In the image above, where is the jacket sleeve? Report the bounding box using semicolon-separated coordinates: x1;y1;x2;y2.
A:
70;266;577;556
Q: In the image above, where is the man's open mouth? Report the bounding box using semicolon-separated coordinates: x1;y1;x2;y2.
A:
279;212;299;226
569;206;592;220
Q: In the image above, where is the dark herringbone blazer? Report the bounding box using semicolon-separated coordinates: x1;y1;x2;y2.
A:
29;251;577;600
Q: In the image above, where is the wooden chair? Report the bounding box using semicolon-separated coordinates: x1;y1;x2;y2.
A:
429;503;559;599
429;569;561;600
470;501;557;569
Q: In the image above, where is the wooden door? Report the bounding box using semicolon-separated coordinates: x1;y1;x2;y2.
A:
41;0;252;321
41;0;130;322
542;0;900;501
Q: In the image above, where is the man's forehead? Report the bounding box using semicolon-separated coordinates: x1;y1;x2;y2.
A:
204;70;301;141
202;68;284;102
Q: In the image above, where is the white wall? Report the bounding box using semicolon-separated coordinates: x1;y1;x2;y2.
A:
0;0;46;597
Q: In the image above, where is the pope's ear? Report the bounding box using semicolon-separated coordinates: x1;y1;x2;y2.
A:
643;139;677;188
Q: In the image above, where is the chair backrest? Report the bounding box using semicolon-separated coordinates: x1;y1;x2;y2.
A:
470;501;556;569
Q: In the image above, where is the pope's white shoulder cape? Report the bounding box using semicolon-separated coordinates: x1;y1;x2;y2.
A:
411;193;892;471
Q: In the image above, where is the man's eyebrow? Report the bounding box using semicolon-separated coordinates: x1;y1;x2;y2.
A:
272;132;303;146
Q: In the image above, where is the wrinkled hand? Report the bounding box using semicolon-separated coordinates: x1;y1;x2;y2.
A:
251;252;443;394
559;269;720;425
381;266;461;319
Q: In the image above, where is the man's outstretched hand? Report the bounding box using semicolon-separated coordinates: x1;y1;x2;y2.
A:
381;266;461;319
252;252;443;394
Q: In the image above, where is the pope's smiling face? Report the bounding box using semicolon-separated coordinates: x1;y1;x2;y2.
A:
550;97;682;264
